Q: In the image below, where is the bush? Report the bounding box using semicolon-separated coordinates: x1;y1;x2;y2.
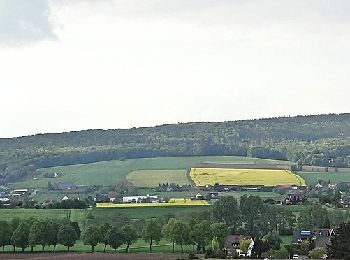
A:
214;249;226;259
205;248;215;258
308;247;326;259
188;252;198;259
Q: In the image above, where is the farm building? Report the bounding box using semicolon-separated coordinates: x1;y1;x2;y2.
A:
52;182;78;190
122;194;160;203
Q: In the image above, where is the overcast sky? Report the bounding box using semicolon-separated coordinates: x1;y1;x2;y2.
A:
1;0;350;138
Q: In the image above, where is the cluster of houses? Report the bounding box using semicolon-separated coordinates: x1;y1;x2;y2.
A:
0;187;34;206
223;228;334;258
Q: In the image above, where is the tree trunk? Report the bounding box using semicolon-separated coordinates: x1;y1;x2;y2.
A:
21;247;25;252
181;243;183;253
104;244;107;252
2;245;4;252
53;244;56;252
149;239;153;252
42;245;45;251
172;242;175;253
13;245;15;252
92;245;95;253
126;244;130;253
67;246;70;252
30;246;33;252
114;248;117;253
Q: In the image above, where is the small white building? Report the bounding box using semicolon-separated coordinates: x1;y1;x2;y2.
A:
122;194;160;203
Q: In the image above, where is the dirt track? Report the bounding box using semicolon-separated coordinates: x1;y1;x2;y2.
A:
0;253;181;260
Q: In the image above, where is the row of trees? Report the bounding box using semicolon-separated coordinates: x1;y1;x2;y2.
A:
0;218;80;252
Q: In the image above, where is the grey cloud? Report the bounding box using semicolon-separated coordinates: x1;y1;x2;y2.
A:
0;0;57;46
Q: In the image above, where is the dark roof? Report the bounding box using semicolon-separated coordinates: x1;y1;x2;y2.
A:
293;229;335;246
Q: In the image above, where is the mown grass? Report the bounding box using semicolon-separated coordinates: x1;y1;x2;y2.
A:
297;171;350;186
126;170;190;188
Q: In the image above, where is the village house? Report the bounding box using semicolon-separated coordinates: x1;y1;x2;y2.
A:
292;228;335;251
224;235;254;257
52;182;78;191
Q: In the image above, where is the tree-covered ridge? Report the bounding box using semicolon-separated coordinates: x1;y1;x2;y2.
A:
1;113;350;183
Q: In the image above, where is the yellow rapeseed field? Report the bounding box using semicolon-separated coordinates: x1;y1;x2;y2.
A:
190;168;306;187
96;198;209;208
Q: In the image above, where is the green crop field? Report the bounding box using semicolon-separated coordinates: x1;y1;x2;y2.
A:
126;170;190;188
297;171;350;186
9;156;290;189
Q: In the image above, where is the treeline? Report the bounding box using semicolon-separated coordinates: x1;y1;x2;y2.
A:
1;196;350;258
2;113;350;182
0;218;81;252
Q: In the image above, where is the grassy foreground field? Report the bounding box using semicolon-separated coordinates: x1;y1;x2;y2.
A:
10;155;291;189
190;168;306;187
126;170;190;188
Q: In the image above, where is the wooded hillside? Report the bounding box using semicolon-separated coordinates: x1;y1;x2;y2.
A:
1;113;350;183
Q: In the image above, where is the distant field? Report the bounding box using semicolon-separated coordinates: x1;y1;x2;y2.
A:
297;171;350;186
126;170;190;188
190;168;306;187
96;199;209;208
10;156;290;189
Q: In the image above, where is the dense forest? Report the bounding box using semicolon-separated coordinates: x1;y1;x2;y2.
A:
1;113;350;183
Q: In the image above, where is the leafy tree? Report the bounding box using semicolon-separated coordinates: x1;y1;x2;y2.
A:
162;218;177;252
107;226;124;252
213;196;240;232
82;225;102;253
240;239;251;255
190;220;212;252
100;223;111;252
263;230;282;251
121;224;138;253
210;222;228;249
142;218;162;252
29;219;50;251
308;247;326;259
172;220;191;253
12;222;30;252
47;220;59;251
327;222;350;259
298;239;312;255
211;236;219;252
0;221;11;251
240;195;266;237
58;223;78;251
